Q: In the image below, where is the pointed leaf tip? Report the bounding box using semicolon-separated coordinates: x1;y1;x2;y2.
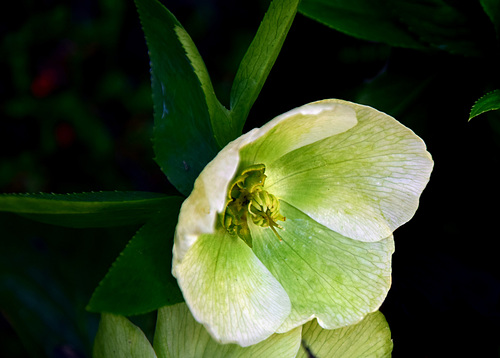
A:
135;0;220;195
469;89;500;120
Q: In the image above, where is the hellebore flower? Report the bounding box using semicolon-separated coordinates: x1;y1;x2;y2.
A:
172;99;433;347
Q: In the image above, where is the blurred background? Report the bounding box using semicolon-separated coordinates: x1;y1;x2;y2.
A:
1;0;500;356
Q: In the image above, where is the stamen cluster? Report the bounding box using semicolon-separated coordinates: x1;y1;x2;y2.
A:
222;164;285;247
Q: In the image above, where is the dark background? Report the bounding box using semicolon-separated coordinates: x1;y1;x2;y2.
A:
1;0;499;357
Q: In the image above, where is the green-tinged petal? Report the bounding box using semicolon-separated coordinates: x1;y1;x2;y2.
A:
93;313;157;358
265;99;433;242
250;201;393;333
173;229;291;347
154;302;301;358
239;102;357;169
172;133;252;266
297;311;393;358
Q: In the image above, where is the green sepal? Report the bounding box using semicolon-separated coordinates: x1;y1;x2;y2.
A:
297;311;393;358
469;89;500;120
93;313;157;358
154;303;301;358
0;191;177;228
87;197;184;315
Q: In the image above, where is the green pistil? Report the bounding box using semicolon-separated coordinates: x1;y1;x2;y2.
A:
222;164;285;247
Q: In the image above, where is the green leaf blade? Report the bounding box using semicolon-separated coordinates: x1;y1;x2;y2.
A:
87;198;184;316
469;89;500;120
135;0;221;196
300;0;486;56
230;0;300;132
298;0;428;50
386;0;485;56
0;191;180;228
481;0;500;39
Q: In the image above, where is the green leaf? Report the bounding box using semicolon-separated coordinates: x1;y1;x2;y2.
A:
0;211;141;356
386;0;484;56
297;311;393;358
469;89;500;120
172;18;235;148
93;313;157;358
0;191;178;228
154;303;301;358
300;0;485;55
298;0;428;50
230;0;300;132
135;0;225;196
481;0;500;39
87;198;184;315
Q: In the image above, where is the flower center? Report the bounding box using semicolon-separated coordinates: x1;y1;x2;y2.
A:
222;164;285;247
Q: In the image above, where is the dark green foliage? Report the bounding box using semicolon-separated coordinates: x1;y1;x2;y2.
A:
88;198;184;315
135;0;222;196
299;0;428;50
299;0;497;56
0;214;137;357
0;191;181;228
